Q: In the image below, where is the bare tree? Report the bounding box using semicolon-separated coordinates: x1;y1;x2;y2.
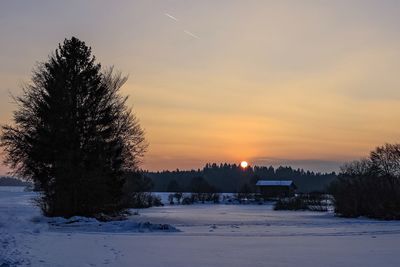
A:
370;143;400;177
330;143;400;219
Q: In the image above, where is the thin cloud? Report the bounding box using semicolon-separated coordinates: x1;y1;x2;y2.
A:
183;30;200;40
164;13;179;22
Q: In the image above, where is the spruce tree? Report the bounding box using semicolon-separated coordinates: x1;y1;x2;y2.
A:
1;37;147;217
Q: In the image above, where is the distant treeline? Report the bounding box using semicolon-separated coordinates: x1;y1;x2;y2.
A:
145;163;337;193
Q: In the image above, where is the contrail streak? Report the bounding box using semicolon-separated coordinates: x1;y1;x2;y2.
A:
164;12;200;40
184;30;200;40
164;13;179;22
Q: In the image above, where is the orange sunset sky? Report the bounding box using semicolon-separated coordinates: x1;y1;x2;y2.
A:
1;1;400;174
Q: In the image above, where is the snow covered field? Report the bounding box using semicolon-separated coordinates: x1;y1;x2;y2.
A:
1;187;400;267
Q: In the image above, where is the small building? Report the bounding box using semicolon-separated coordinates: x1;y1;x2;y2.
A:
256;180;297;199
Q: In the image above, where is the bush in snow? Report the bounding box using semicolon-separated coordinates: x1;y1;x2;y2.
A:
181;195;194;205
125;192;163;209
234;183;257;203
274;197;309;211
274;193;329;211
122;171;164;209
190;192;220;203
174;192;183;203
167;192;183;205
179;193;220;204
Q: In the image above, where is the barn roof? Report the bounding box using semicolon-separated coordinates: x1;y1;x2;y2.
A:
256;180;294;186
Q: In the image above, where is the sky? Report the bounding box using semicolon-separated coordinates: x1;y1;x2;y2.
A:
1;0;400;174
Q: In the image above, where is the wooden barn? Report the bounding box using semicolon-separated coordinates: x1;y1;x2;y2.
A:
256;180;297;198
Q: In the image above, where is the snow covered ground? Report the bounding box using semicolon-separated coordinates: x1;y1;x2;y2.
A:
1;187;400;267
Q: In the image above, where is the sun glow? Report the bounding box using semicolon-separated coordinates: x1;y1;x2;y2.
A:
240;161;248;168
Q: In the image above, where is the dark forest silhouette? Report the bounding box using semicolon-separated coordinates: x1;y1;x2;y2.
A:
146;163;337;193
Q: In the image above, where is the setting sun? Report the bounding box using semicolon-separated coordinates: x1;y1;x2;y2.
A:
240;161;248;168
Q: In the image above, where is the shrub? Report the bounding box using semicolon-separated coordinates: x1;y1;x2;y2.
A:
181;196;194;205
174;192;183;203
274;194;329;211
274;197;308;211
301;193;329;212
125;192;163;209
180;193;220;204
168;194;175;205
234;192;256;203
211;193;220;203
167;192;184;205
190;192;220;203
